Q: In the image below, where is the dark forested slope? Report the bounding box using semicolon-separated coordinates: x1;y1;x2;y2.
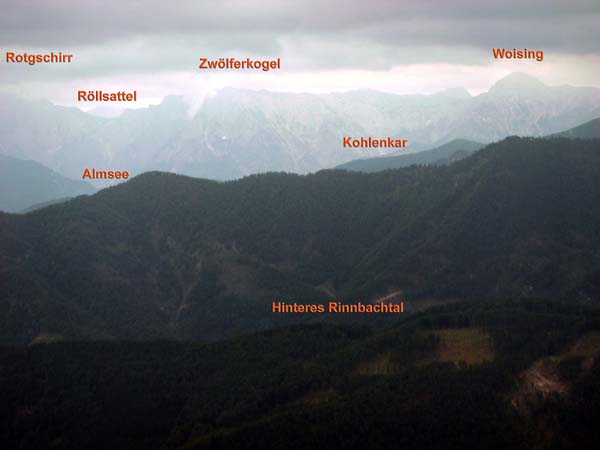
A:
2;298;600;450
0;137;599;344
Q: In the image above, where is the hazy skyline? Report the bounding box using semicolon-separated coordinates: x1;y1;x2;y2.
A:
2;0;599;115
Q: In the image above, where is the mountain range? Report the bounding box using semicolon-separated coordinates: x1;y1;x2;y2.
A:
1;73;600;183
1;136;599;345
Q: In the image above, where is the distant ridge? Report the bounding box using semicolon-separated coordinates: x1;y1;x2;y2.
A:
548;117;600;139
338;116;600;174
0;154;96;213
21;197;72;213
335;139;483;172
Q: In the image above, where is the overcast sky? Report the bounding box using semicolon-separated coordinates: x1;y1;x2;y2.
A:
2;0;599;114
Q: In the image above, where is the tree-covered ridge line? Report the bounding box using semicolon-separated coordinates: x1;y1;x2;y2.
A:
1;137;599;344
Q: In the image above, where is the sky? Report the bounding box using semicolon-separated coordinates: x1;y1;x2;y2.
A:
2;0;599;115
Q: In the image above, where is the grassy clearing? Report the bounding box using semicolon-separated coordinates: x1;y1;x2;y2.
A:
355;352;396;375
29;333;64;345
429;328;494;365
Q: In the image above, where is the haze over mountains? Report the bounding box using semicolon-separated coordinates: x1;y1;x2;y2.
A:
338;116;600;173
1;73;599;184
0;154;95;212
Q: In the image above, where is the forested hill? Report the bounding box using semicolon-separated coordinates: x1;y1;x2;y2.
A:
1;137;600;344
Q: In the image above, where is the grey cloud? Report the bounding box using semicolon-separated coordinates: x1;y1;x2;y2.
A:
364;14;599;54
1;0;598;49
0;32;283;83
0;33;489;85
0;0;598;81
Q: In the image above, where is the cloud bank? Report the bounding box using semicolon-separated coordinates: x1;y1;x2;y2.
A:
1;0;598;110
